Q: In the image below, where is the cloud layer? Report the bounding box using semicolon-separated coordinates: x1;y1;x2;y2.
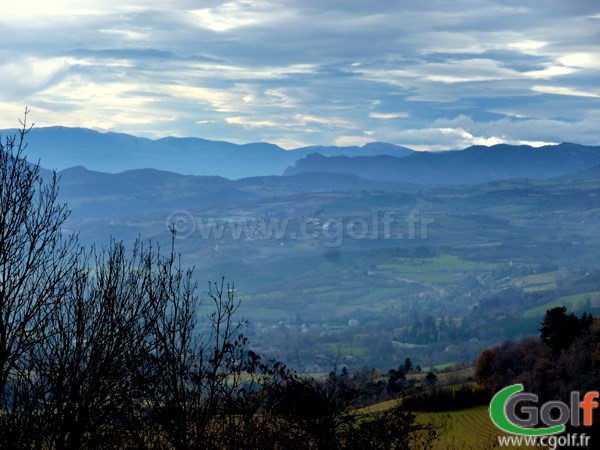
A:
1;0;599;149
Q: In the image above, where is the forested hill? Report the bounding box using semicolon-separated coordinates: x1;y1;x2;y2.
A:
284;143;600;184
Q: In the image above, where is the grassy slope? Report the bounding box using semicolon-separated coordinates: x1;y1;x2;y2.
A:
424;406;537;449
523;290;600;318
356;403;539;449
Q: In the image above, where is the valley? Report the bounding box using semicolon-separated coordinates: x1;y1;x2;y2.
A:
56;160;600;372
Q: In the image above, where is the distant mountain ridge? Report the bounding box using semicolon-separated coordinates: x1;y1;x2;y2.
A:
4;126;600;184
0;126;413;179
55;166;405;220
284;143;600;184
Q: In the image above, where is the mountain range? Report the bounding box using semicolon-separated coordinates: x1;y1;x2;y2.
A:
285;143;600;184
4;126;600;195
3;126;413;179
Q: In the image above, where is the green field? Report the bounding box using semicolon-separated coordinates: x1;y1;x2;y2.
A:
523;290;600;318
519;270;563;293
426;406;536;449
357;403;540;449
376;253;501;284
327;344;369;357
377;253;499;273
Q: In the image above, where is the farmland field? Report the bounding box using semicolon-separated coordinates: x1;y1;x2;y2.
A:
426;406;536;450
357;403;540;449
523;290;600;318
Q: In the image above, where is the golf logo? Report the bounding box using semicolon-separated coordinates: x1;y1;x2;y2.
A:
490;383;599;436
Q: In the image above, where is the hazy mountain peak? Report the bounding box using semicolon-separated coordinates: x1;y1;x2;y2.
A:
0;126;413;179
285;143;600;185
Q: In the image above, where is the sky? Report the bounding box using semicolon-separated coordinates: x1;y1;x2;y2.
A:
1;0;599;150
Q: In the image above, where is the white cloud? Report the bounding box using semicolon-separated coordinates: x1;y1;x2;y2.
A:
557;52;600;69
429;114;599;147
523;65;575;79
0;57;73;100
225;116;277;127
189;1;292;32
531;85;600;98
99;28;152;41
369;112;409;120
423;59;518;83
292;114;354;129
0;0;599;149
163;84;249;113
372;126;557;151
334;135;373;147
506;40;547;54
0;0;110;19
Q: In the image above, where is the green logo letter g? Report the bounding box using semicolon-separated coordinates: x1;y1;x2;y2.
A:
489;384;565;436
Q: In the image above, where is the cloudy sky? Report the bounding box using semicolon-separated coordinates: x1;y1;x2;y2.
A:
1;0;599;150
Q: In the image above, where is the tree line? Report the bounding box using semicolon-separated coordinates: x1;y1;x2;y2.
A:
474;306;598;446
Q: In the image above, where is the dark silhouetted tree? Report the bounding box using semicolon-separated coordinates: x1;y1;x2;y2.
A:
539;306;583;354
403;357;413;374
26;240;158;450
0;110;78;446
424;371;438;386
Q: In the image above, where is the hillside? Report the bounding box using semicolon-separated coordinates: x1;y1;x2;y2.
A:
285;143;600;184
55;166;408;219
